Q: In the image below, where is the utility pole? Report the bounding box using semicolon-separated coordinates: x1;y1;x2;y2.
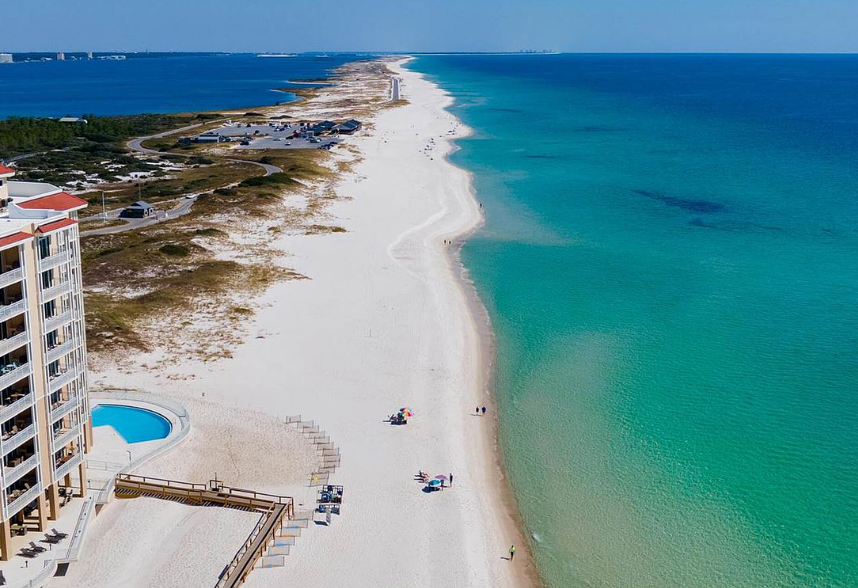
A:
101;192;106;219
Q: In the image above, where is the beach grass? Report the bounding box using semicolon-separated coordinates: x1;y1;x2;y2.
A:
81;148;336;353
83;224;295;352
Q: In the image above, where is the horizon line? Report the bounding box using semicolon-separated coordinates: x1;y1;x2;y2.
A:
2;50;858;56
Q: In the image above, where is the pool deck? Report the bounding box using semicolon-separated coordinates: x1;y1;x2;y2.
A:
85;396;187;501
0;497;87;587
0;393;190;588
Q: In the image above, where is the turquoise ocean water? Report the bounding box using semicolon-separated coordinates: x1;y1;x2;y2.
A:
411;55;858;588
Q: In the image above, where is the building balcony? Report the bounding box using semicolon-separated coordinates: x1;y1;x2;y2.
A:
38;249;70;272
52;428;80;453
5;484;40;518
54;451;82;481
0;330;29;358
50;394;80;423
0;267;24;291
0;299;26;323
2;423;36;454
0;391;33;423
44;310;73;333
40;279;72;303
3;454;38;487
46;339;78;364
0;362;31;392
48;367;78;394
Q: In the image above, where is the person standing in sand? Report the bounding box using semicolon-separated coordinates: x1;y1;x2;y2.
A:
509;545;516;561
481;406;487;416
450;473;454;486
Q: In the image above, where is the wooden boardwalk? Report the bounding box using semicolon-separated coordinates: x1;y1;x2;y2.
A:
114;474;294;588
215;503;290;588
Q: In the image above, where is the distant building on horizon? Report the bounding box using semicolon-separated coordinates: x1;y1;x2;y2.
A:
56;52;65;61
0;54;12;65
87;52;93;60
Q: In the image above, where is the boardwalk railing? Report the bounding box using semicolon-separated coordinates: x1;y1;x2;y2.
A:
114;474;293;515
114;474;294;588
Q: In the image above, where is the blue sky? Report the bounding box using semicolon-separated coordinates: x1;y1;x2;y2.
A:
4;0;857;53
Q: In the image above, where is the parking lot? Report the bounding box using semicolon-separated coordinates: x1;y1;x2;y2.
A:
202;122;342;150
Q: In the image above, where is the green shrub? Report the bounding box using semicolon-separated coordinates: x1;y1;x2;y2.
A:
159;244;190;257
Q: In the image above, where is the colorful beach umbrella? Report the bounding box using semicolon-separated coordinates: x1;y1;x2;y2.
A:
434;475;448;481
428;479;442;487
399;408;414;417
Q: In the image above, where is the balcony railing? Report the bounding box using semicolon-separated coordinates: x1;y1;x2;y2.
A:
51;395;80;423
3;453;38;486
52;428;80;453
0;363;31;392
38;250;70;272
54;451;82;480
44;310;73;333
0;392;33;423
2;423;36;454
0;330;29;358
0;299;26;323
49;367;78;394
40;280;72;303
5;484;40;517
0;267;24;290
46;339;78;364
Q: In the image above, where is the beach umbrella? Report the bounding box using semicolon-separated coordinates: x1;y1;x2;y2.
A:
434;475;448;481
399;408;414;417
428;479;442;487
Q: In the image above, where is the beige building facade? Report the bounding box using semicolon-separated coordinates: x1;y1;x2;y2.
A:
0;165;91;560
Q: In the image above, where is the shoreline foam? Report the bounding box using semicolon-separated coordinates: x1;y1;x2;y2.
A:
410;58;543;588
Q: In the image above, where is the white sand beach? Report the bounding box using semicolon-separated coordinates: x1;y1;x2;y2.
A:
76;59;532;587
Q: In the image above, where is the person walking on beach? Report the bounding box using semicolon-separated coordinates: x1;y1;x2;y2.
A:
450;473;454;486
509;545;515;561
476;406;480;415
481;406;487;416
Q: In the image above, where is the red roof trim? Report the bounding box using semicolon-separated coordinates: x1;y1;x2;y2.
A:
36;218;77;234
17;192;88;212
0;165;15;176
0;232;32;250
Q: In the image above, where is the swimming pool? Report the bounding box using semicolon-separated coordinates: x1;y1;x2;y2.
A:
91;405;172;444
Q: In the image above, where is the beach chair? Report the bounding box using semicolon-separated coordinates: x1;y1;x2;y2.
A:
1;569;7;585
51;528;68;539
28;542;46;553
19;548;38;558
42;533;62;544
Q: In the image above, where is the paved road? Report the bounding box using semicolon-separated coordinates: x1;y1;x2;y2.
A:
128;126;282;176
80;124;284;237
80;197;196;237
391;76;401;101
